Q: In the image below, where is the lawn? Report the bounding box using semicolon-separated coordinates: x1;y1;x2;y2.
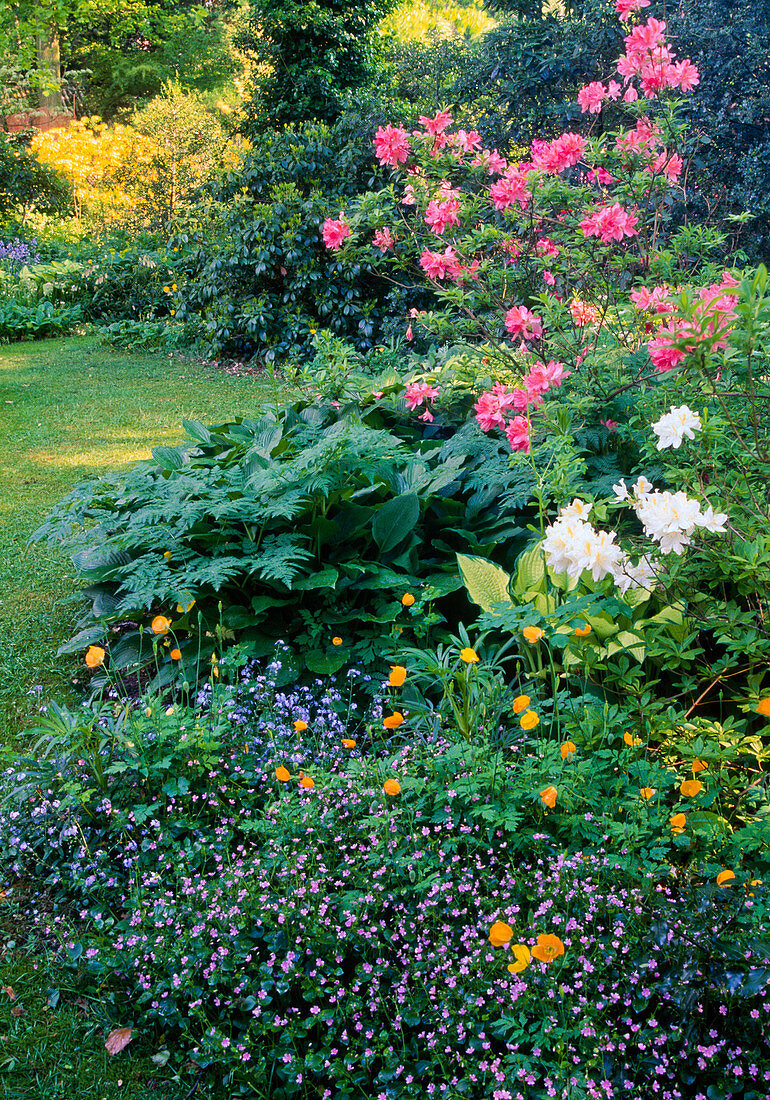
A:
0;335;286;742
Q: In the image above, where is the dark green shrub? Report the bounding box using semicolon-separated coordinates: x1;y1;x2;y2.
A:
177;120;418;363
34;383;537;690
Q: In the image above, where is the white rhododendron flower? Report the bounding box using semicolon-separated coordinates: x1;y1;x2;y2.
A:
652;404;702;450
613;554;658;595
632;475;653;499
613;478;629;501
560;497;593;521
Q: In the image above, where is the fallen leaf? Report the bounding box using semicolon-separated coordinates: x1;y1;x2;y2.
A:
2;987;15;1001
10;1005;25;1017
105;1027;134;1055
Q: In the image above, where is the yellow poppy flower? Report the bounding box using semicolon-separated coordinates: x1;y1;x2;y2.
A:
401;593;415;607
512;694;530;714
275;766;291;782
522;625;544;643
756;697;770;716
573;623;591;637
170;648;182;661
507;944;531;973
623;732;643;747
639;787;656;800
389;665;407;687
459;647;479;663
383;778;401;796
716;869;735;887
520;710;540;730
669;813;687;833
176;599;195;614
332;636;343;646
531;933;565;963
299;774;314;790
539;785;557;808
151;615;171;635
560;740;576;759
341;738;356;748
383;712;404;730
680;779;703;797
85;645;105;668
488;921;513;947
692;759;708;773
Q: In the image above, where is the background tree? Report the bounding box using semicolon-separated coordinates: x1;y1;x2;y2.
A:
238;0;400;134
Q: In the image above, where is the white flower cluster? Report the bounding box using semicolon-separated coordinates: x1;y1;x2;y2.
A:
542;481;727;594
651;404;702;450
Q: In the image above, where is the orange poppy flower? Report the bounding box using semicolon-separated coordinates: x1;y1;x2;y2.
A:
680;779;703;797
151;615;171;635
275;766;291;782
520;710;540;730
332;636;343;646
85;645;105;668
756;697;770;716
691;759;708;774
669;813;687;834
639;787;656;800
299;774;314;790
507;944;531;973
389;666;407;687
383;712;404;729
539;785;557;808
294;719;308;732
512;694;530;714
574;624;592;637
383;778;401;797
341;738;356;748
716;869;735;887
623;732;643;747
170;648;182;661
522;625;544;644
531;933;565;963
560;741;576;759
488;921;513;947
401;593;415;607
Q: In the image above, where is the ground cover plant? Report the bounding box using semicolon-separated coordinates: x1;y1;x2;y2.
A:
2;1;770;1097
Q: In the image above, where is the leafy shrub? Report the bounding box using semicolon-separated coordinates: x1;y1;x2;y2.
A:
34;380;538;691
176;118;418;363
0;256;85;340
0;130;69;224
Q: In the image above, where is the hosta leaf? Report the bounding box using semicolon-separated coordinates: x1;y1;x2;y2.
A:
457;553;513;613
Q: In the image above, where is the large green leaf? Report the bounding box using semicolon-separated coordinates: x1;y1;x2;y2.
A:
457;554;513;613
372;493;420;554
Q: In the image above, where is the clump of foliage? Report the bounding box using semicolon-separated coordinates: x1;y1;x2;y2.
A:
0;131;69;224
239;0;399;133
34;377;536;691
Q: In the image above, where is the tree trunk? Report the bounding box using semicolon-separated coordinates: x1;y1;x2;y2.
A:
36;22;63;112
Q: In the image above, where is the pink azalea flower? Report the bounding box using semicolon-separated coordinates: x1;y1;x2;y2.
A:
570;299;600;327
505;416;531;453
532;133;587;174
489;168;530;210
601;418;619;430
505;305;543;341
418;109;453;136
667;59;700;92
424;198;461;235
630;285;673;313
451;129;481;153
405;381;439;410
374;125;410;168
587;167;614;186
401;184;418;206
578;81;607;114
543;270;555;286
580;203;639;244
419;247;463;280
536;237;559;258
373;227;395;252
322;214;351;250
615;0;650;19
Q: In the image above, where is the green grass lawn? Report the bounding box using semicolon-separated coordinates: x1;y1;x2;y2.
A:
0;335;288;1098
0;335;287;742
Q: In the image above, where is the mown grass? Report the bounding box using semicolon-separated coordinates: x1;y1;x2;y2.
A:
0;336;290;1097
0;335;288;745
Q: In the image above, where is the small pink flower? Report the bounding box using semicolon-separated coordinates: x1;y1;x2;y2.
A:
505;415;531;453
578;81;607;114
322;214;351;251
418;109;453;136
373;227;395;251
543;270;555;286
505;305;543;341
374;125;410;167
404;381;439;410
615;0;650;19
424;198;461;235
419;247;463;280
601;418;619;431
